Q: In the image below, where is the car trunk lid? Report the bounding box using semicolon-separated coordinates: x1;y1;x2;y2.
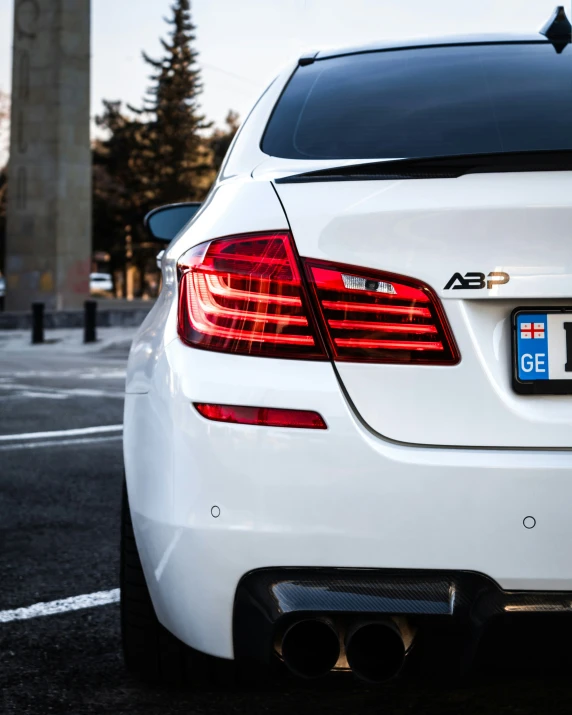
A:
273;170;572;448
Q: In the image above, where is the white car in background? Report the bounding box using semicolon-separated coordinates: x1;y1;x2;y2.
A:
122;9;572;686
89;272;113;294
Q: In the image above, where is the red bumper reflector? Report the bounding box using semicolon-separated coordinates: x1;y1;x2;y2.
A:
194;403;327;429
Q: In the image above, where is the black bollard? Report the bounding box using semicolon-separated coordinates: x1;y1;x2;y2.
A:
84;300;97;343
31;302;45;344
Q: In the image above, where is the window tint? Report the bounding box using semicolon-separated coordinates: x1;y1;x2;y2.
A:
262;43;572;160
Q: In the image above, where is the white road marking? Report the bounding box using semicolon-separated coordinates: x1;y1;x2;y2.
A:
20;391;68;400
79;371;126;379
1;392;69;401
1;383;73;393
0;588;120;623
0;383;123;399
60;388;124;398
0;435;123;451
0;424;123;442
1;369;126;379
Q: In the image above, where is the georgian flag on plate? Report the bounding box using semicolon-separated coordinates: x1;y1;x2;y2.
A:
516;312;572;381
519;322;545;340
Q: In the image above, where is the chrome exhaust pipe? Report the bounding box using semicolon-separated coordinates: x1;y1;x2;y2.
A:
281;618;340;678
345;619;406;683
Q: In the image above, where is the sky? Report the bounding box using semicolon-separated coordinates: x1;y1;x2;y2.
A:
0;0;567;158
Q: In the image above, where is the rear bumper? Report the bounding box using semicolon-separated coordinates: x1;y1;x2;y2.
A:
124;338;572;659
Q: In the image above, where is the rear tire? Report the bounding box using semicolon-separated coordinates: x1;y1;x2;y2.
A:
120;481;197;685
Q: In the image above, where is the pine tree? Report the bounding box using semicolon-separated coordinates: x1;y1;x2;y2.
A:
91;1;238;298
93;104;135;260
93;101;156;297
132;0;214;204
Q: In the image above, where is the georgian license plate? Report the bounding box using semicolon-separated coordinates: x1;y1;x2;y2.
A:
512;308;572;395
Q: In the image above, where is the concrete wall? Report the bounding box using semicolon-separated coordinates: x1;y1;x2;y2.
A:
5;0;91;311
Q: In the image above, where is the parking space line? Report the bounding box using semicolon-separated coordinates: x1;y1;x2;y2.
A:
0;435;123;451
0;392;70;401
0;589;120;623
0;383;124;399
0;424;123;442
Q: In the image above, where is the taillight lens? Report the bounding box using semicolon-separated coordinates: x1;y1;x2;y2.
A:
177;232;458;365
195;403;327;429
304;260;459;365
177;232;326;359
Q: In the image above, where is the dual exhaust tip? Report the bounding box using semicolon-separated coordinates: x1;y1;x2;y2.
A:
281;617;408;683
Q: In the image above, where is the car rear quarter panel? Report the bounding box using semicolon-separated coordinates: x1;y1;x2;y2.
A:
125;179;289;395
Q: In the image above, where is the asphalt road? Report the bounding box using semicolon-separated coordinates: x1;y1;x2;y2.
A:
1;341;572;714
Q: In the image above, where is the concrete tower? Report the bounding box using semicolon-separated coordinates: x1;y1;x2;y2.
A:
5;0;91;311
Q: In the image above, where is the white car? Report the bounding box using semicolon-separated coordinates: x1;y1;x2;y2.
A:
122;11;572;686
89;272;113;294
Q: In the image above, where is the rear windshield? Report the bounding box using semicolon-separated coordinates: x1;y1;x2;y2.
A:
262;43;572;160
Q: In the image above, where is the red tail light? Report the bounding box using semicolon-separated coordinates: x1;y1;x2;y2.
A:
177;232;458;365
304;260;460;365
195;403;327;429
177;232;326;359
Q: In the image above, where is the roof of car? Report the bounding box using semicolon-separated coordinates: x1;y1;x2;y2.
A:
314;33;550;61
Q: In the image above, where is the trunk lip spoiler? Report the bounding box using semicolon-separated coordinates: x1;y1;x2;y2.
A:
275;150;572;184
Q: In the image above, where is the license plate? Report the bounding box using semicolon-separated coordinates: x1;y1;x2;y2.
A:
512;308;572;395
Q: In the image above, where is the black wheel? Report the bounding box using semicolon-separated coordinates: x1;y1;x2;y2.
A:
120;481;198;685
